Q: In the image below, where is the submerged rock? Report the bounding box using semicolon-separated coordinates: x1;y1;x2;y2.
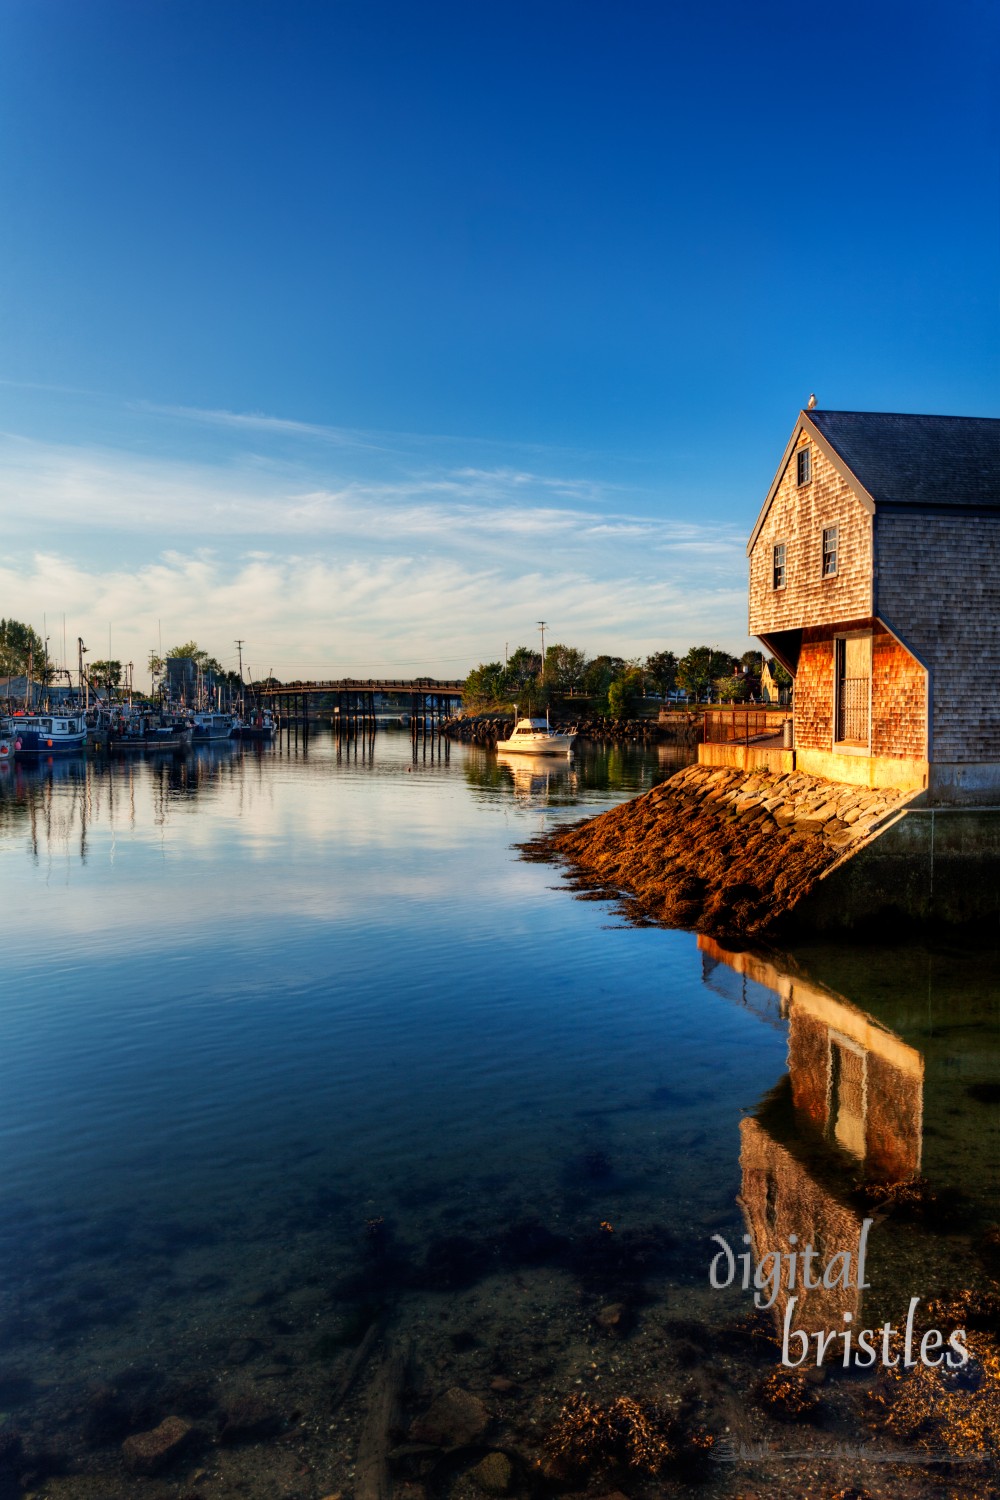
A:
410;1386;489;1447
121;1414;194;1474
471;1449;514;1493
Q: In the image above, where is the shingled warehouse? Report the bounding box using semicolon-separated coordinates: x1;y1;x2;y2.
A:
747;409;1000;804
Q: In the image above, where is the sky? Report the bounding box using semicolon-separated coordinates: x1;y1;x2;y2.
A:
1;0;997;684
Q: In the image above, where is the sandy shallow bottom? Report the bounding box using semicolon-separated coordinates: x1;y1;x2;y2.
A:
4;1169;998;1500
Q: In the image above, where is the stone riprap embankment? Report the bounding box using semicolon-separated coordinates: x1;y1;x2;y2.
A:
442;713;699;748
521;763;916;938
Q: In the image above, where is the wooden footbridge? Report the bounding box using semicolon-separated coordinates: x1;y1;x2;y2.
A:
259;678;465;731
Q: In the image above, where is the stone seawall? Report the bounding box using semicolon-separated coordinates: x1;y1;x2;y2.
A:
520;764;919;938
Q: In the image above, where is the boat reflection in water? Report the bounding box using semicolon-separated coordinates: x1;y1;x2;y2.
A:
495;749;578;805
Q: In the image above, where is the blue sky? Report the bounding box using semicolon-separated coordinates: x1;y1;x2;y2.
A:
1;0;997;681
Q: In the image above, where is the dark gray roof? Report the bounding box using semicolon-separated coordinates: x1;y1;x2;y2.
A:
809;411;1000;508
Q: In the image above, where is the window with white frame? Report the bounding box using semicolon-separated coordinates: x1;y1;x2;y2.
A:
772;542;786;590
822;525;838;577
797;448;811;485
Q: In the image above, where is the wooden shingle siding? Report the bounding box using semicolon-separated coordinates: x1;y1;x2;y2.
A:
792;625;926;759
871;628;926;759
877;512;1000;763
792;629;836;750
748;437;872;636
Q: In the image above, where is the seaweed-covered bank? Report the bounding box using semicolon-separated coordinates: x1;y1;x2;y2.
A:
520;763;940;938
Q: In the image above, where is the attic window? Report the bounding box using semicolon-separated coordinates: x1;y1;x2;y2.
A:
797;448;812;485
822;525;839;577
773;542;787;590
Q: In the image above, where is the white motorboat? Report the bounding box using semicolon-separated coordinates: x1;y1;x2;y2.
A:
495;715;576;757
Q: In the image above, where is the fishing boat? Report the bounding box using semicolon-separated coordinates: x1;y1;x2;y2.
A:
495;714;576;757
191;711;236;741
107;711;193;751
232;708;276;740
0;731;10;761
5;710;87;757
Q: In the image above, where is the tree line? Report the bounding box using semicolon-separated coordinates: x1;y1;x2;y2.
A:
463;642;791;715
0;622;246;695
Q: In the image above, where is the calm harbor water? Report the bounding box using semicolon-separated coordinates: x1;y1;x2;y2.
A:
0;731;996;1497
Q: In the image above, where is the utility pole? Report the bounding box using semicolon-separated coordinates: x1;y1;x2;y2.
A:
78;638;88;711
538;621;547;672
235;639;244;682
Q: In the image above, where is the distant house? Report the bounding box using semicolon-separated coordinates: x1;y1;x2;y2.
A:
747;410;1000;803
0;675;42;710
759;658;789;707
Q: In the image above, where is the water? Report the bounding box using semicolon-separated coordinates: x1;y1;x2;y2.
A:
0;732;996;1496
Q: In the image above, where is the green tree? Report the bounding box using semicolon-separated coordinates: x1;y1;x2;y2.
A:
607;666;643;719
715;674;748;703
582;654;626;712
740;649;764;673
676;646;736;701
0;618;50;680
644;649;678;696
504;645;541;692
543;643;588;692
88;659;123;688
166;641;224;675
463;660;508;708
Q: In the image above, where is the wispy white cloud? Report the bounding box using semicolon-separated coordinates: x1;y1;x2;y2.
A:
0;434;741;553
0;429;750;676
133;400;388;450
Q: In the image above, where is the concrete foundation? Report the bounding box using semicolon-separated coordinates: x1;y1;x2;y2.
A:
794;747;929;794
794;806;1000;931
698;742;795;775
927;762;1000;806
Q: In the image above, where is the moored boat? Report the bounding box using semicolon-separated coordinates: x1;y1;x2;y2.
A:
232;708;276;740
191;712;236;741
495;714;576;756
107;711;193;751
5;710;87;757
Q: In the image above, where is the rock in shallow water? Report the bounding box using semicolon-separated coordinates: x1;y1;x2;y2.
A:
121;1414;194;1474
471;1449;513;1493
409;1386;489;1446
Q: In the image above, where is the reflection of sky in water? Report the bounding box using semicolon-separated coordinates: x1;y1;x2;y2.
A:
0;736;785;1236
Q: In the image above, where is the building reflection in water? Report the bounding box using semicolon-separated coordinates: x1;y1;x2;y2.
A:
700;938;924;1339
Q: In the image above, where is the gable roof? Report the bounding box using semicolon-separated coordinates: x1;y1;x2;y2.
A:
748;409;1000;555
808;411;1000;509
